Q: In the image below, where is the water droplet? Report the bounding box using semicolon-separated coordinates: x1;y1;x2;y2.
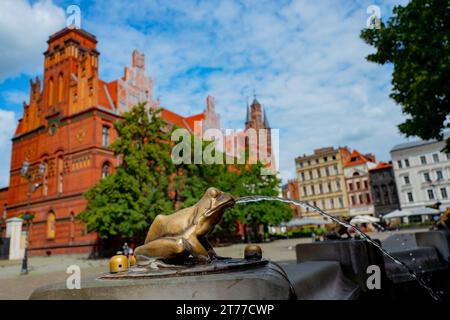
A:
401;242;405;246
409;253;413;256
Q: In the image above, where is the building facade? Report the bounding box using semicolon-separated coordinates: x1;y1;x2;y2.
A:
223;98;274;174
281;179;301;217
368;162;400;216
295;147;351;218
343;150;377;217
0;27;220;255
391;137;450;211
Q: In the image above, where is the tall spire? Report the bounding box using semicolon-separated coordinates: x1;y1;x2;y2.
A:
245;97;251;124
263;108;270;128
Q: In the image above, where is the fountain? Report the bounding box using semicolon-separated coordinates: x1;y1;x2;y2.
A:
30;188;450;300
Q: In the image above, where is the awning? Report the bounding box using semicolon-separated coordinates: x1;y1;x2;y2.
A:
410;207;440;215
350;215;380;224
383;207;438;220
383;209;412;219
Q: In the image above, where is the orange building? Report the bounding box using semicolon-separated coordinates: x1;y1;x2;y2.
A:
343;150;377;216
0;27;219;255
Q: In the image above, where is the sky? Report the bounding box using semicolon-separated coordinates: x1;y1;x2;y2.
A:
0;0;412;188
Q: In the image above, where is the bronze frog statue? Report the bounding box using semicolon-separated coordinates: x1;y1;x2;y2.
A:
134;187;235;265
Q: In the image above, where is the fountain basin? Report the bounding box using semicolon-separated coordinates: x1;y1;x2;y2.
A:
383;247;447;283
295;239;385;290
283;261;359;300
29;259;295;300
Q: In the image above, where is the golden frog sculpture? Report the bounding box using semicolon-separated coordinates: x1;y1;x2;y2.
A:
134;187;235;265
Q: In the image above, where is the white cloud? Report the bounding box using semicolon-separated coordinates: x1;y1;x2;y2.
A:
0;109;16;187
0;0;65;82
2;90;28;105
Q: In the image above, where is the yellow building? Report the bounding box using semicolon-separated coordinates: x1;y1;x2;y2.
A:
295;147;351;218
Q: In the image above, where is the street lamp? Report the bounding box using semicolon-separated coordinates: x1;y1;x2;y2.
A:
19;160;45;275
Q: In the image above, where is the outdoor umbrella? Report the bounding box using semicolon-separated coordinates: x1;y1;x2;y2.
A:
383;209;412;220
350;215;380;224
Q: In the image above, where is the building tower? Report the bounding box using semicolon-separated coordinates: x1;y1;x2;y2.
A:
6;28;120;255
244;97;274;172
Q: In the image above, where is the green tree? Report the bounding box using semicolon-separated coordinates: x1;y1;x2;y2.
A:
77;103;174;239
360;0;449;149
224;161;292;228
171;134;292;233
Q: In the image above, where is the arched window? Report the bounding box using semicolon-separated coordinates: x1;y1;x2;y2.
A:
353;172;360;177
48;77;54;105
47;211;56;239
58;73;64;102
102;162;111;178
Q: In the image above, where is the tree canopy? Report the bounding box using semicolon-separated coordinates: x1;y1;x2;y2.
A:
361;0;449;149
77;103;174;239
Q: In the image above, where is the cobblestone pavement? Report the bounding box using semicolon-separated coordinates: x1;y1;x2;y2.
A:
0;228;427;299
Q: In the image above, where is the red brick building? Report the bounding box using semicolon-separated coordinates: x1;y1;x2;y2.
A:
223;98;275;173
0;27;219;255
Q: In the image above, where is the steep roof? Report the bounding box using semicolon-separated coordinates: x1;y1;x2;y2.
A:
390;133;450;152
369;161;392;171
98;79;117;111
161;108;205;133
344;150;374;167
185;113;205;130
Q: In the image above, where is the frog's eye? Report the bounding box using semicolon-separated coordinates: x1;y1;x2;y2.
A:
209;188;219;198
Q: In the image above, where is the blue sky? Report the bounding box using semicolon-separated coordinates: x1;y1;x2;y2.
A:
0;0;412;187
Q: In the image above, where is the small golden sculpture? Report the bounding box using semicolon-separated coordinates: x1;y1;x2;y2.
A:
110;254;129;273
134;187;235;265
244;245;262;260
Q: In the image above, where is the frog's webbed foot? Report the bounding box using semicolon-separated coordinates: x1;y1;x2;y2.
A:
206;249;231;261
182;238;211;264
199;238;231;261
135;255;185;269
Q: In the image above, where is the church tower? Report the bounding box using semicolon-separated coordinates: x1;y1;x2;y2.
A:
46;28;99;118
244;97;273;171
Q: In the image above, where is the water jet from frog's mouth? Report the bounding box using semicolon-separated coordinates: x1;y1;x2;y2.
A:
236;195;441;301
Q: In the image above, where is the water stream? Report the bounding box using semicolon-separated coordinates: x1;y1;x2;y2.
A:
236;195;441;301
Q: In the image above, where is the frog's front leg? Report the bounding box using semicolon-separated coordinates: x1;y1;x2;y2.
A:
199;237;231;260
182;237;210;264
